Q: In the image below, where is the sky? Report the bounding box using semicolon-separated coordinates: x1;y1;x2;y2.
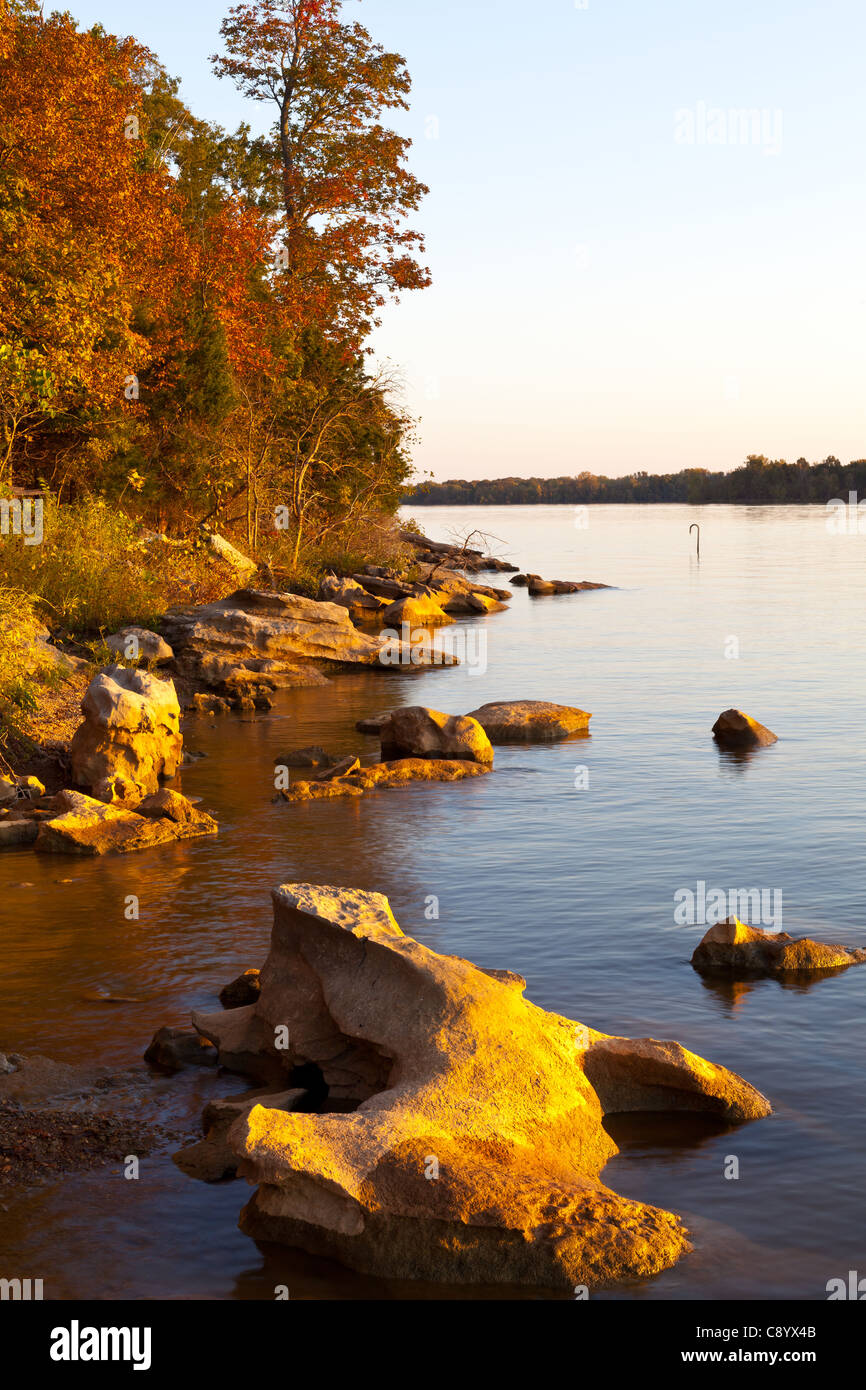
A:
63;0;866;481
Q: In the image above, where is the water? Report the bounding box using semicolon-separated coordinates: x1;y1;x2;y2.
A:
1;502;865;1300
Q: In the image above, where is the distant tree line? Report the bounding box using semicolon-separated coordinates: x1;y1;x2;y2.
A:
408;456;866;507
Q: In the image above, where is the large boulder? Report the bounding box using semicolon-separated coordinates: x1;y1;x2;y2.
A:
692;917;866;975
466;700;592;742
185;883;771;1290
712;709;778;749
379;706;493;765
69;666;182;803
35;789;216;856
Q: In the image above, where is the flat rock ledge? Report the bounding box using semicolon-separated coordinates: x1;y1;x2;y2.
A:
692;918;866;976
181;883;771;1290
1;788;217;856
280;758;490;802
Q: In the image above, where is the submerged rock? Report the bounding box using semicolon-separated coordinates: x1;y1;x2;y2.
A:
282;758;491;801
692;917;866;975
69;666;183;803
184;883;771;1290
527;575;611;596
379;706;494;765
466;699;592;742
712;709;778;749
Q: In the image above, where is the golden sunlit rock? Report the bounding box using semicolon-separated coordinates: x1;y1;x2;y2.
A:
692;917;866;975
187;884;772;1290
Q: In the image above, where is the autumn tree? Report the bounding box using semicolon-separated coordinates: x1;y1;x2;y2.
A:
212;0;430;342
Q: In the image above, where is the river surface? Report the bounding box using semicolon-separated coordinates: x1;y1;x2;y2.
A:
2;502;865;1300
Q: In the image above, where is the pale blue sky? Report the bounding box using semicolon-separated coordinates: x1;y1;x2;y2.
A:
64;0;865;479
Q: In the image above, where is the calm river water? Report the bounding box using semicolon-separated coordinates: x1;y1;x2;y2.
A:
1;502;865;1300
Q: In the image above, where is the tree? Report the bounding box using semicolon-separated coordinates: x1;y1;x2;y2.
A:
212;0;430;342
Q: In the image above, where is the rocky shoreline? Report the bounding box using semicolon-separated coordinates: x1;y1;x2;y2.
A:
0;524;796;1290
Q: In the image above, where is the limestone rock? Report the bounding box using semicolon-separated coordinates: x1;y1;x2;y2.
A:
692;917;866;975
282;759;490;801
187;884;771;1289
163;589;428;683
355;712;391;735
105;627;174;665
174;1086;308;1181
318;576;389;622
145;1026;217;1073
712;709;778;749
314;755;361;782
381;595;454;628
0;819;39;848
379;706;493;765
466;699;592;742
220;969;262;1009
527;575;611;596
34;790;215;856
69;666;183;803
136;789;218;837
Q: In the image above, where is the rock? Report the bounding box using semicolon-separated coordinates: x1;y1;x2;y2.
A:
174;1086;308;1182
105;627;174;665
439;590;506;615
136;789;218;836
163;589;427;684
510;574;529;586
0;819;39;848
204;531;258;579
276;747;333;768
219;969;262;1009
691;917;866;976
379;706;494;765
191;692;232;716
466;700;592;742
0;1054;17;1075
527;575;610;596
712;709;778;749
282;759;491;801
355;713;391;735
0;777;19;806
318;576;389;622
69;666;183;803
313;755;361;782
34;790;215;856
16;775;45;799
381;595;454;628
30;639;90;678
186;883;771;1289
144;1026;217;1073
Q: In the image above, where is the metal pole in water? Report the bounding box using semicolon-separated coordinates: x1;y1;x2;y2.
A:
689;523;700;559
